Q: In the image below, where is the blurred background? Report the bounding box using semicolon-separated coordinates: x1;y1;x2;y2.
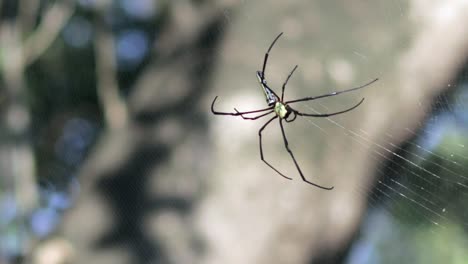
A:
1;0;468;263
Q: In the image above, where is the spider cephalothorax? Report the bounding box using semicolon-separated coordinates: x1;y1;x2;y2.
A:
211;32;378;190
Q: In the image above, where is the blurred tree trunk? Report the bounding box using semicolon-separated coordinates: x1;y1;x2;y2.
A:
59;1;231;264
0;1;74;260
58;1;468;264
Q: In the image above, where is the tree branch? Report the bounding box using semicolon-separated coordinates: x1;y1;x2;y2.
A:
22;0;75;66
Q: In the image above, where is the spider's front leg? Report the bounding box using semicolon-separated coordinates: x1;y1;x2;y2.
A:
293;98;365;118
285;78;378;104
211;96;273;116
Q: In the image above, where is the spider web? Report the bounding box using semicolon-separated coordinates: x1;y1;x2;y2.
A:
298;68;468;264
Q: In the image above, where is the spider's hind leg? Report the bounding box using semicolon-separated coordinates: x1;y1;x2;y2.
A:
258;116;292;181
278;119;334;190
234;108;274;120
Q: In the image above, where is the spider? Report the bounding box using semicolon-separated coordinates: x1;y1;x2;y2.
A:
211;32;378;190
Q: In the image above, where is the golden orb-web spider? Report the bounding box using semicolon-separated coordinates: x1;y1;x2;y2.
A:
211;32;378;190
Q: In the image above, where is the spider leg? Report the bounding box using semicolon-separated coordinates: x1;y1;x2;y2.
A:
259;116;292;181
279;119;334;190
294;98;364;117
211;96;273;116
284;111;297;123
234;109;274;120
261;32;283;78
281;65;298;101
285;78;378;104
